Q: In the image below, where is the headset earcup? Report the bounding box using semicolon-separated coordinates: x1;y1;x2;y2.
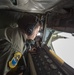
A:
26;28;33;35
25;23;37;36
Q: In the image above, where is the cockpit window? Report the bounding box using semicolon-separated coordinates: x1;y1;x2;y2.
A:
45;28;74;69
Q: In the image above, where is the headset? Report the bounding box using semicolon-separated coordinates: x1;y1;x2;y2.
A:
24;17;42;36
18;15;42;36
24;22;37;36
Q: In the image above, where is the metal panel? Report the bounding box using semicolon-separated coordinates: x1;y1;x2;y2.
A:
0;0;60;13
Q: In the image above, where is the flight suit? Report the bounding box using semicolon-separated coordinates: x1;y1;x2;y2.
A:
0;27;26;75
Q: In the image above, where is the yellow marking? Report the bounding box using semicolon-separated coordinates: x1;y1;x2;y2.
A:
9;52;22;69
49;50;64;65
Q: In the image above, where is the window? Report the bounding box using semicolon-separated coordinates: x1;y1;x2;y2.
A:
50;31;74;69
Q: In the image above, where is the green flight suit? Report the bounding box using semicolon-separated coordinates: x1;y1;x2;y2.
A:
0;27;26;75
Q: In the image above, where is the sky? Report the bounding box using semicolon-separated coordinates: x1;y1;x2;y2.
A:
52;32;74;68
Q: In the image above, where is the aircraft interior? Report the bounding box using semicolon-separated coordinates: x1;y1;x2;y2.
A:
0;0;74;75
